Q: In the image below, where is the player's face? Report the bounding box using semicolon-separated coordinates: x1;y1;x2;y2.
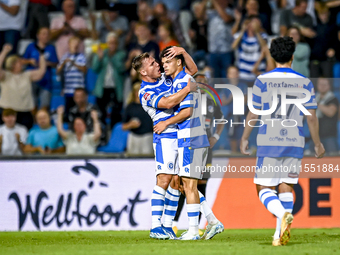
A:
140;56;161;79
162;57;178;76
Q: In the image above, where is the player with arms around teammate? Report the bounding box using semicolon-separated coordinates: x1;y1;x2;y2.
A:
154;46;224;240
240;37;325;246
132;47;198;240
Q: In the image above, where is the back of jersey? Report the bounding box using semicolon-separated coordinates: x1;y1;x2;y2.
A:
172;70;210;149
139;73;177;134
252;68;317;159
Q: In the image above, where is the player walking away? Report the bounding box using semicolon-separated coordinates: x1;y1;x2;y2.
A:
154;46;224;240
132;47;198;240
240;37;325;246
172;73;224;236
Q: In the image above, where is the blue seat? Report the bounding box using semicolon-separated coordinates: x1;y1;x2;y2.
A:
97;122;129;153
50;96;65;112
86;68;98;94
88;95;97;105
333;63;340;89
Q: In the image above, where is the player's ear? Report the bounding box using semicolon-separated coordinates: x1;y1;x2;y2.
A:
177;59;181;66
140;69;147;76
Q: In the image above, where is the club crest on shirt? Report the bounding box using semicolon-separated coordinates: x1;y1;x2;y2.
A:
165;79;172;86
167;162;174;170
280;128;288;136
143;93;151;101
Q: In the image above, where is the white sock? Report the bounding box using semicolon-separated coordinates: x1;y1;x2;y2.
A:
163;186;180;228
259;189;286;220
274;192;294;239
151;185;166;229
198;191;218;225
187;203;200;235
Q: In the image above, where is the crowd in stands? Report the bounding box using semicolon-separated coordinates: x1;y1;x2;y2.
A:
0;0;340;156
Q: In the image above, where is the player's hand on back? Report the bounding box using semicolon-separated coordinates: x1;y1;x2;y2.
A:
186;78;198;92
314;143;325;158
240;138;251;155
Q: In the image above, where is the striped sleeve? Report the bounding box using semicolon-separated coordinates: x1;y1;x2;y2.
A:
179;93;194;110
303;81;317;109
252;78;263;110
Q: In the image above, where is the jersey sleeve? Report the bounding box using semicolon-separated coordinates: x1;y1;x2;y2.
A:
303;80;317;109
179;93;194;110
252;78;263;110
139;90;164;108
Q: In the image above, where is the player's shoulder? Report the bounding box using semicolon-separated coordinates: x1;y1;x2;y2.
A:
257;68;311;83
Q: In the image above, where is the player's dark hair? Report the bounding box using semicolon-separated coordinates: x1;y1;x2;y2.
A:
269;36;295;64
159;46;185;67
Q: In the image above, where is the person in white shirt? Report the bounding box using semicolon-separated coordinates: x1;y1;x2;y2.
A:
0;108;27;156
56;105;101;155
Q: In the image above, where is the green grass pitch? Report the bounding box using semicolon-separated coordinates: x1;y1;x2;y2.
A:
1;229;339;255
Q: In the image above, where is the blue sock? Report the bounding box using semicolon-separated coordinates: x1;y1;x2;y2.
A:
259;188;285;220
151;185;166;229
163;186;180;228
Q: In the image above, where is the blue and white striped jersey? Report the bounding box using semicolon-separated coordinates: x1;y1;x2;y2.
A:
172;69;210;149
252;67;317;159
59;52;86;95
139;73;177;135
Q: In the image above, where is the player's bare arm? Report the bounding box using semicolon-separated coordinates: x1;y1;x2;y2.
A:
154;108;191;134
240;111;259;155
165;47;198;76
306;109;325;158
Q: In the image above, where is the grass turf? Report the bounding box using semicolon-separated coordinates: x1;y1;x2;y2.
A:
0;229;339;255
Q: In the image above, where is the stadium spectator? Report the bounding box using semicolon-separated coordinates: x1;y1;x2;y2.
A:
122;82;153;155
0;0;28;55
233;0;271;35
151;3;187;48
0;44;46;130
157;22;179;52
279;0;315;39
57;106;101;155
222;66;248;153
153;0;182;12
197;0;234;78
315;78;339;154
310;3;337;78
189;1;208;66
94;3;129;50
92;33;126;129
24;109;65;154
22;27;58;111
0;109;27;156
126;22;160;69
57;36;87;116
287;26;310;77
24;0;52;39
50;0;90;59
232;16;268;81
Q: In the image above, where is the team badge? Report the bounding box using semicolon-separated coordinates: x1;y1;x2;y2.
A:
165;79;172;86
167;162;174;170
208;105;214;113
157;165;161;170
185;167;189;173
143;93;151;101
280;128;288;136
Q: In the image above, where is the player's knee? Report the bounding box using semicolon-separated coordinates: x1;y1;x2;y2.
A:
156;174;172;189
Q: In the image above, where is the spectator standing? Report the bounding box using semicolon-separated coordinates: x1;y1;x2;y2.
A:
157;22;179;52
122;83;153;155
0;0;28;54
92;33;126;129
0;109;27;156
50;0;90;59
197;0;234;78
57;106;101;155
189;1;208;65
287;26;310;77
0;44;46;130
279;0;315;39
24;0;52;39
94;3;129;50
57;36;87;115
22;27;58;110
315;78;339;154
310;3;337;78
24;109;65;154
232;16;268;81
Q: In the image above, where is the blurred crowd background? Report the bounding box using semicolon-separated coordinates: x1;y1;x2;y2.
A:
0;0;340;157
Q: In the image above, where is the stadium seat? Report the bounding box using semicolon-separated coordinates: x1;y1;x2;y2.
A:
86;68;98;94
333;63;340;89
97;123;129;153
88;95;96;105
50;96;65;112
17;39;34;56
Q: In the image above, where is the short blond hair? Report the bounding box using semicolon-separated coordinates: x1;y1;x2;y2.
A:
5;55;20;71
